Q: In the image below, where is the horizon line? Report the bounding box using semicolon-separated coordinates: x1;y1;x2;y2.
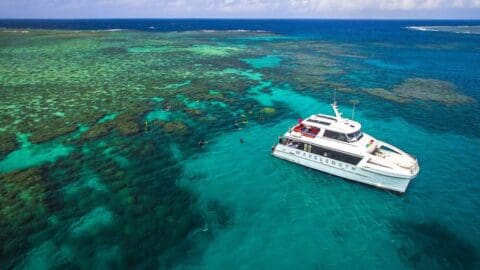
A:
1;17;480;21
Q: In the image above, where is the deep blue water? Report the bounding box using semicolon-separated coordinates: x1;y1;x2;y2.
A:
1;19;480;39
1;19;480;269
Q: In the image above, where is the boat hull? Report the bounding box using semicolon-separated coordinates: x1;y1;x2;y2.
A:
272;144;412;193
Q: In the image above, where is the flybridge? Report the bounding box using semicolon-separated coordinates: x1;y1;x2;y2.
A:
306;119;331;126
301;106;362;136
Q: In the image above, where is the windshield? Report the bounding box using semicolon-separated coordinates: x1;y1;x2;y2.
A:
347;130;363;142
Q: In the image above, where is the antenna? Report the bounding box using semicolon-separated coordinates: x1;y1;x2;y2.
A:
349;99;359;120
333;88;337;105
352;103;356;120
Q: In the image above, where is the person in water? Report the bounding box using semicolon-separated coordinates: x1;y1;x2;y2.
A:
240;138;245;144
144;121;149;132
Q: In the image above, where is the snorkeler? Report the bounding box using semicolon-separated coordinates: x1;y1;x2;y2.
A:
144;121;149;132
198;139;208;147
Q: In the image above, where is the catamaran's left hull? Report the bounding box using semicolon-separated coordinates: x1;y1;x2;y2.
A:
272;144;412;193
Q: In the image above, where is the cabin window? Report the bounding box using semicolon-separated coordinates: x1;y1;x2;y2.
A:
309;144;362;165
323;130;349;142
347;131;364;142
286;139;305;150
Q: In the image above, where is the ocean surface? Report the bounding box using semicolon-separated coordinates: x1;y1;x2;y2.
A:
0;19;479;269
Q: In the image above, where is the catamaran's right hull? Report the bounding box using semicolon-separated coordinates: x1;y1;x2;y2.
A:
272;144;412;193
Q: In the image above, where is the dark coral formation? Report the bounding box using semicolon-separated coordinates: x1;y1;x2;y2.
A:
0;132;18;158
393;78;475;104
156;120;189;136
0;168;58;265
363;78;475;105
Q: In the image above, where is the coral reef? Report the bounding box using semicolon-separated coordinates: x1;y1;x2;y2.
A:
393;78;475;104
362;88;409;103
1;27;478;269
363;78;475;105
82;123;112;140
0;168;52;264
0;132;18;157
157;120;189;136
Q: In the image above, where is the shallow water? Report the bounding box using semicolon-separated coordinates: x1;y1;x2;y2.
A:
0;20;479;269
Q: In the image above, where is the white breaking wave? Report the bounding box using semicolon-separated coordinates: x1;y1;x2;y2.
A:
406;25;480;35
405;26;436;32
103;29;124;32
0;29;30;33
200;29;269;33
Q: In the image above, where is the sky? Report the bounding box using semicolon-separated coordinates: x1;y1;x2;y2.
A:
1;0;480;19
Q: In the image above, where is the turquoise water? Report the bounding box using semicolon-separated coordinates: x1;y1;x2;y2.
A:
0;20;480;269
241;55;282;69
178;88;480;269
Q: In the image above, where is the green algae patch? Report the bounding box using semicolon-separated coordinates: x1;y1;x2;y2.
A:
98;112;118;123
54;111;65;117
260;107;277;115
177;94;204;110
188;44;242;57
221;68;263;81
0;135;73;173
209;90;221;95
242;55;282;69
164;80;191;90
151;97;165;102
128;46;174;53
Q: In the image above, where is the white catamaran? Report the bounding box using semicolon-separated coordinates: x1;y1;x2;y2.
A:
272;102;419;193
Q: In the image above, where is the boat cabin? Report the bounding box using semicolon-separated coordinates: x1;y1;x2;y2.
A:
290;113;364;144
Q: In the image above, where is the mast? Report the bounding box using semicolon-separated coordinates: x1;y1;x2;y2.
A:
332;101;343;122
332;88;342;122
350;99;359;121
